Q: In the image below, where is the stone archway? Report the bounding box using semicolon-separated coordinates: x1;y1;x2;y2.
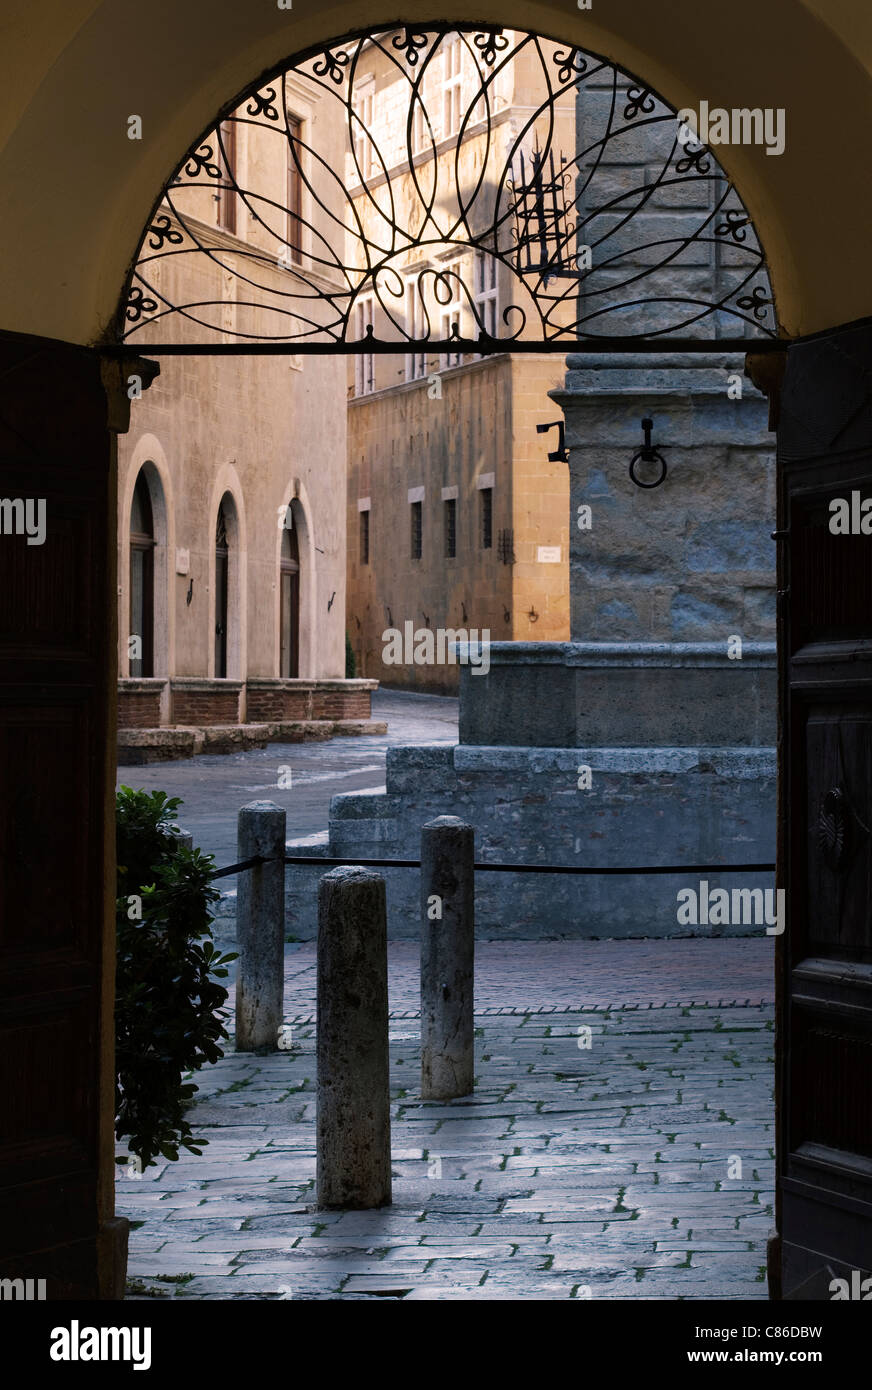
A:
0;0;871;1303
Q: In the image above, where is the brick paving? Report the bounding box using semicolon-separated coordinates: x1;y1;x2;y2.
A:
120;940;774;1300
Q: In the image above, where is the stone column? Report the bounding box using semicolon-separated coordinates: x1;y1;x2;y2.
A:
551;352;773;643
235;800;286;1052
317;866;391;1208
420;816;475;1099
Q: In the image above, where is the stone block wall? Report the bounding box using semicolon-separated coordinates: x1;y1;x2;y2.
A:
281;734;776;941
458;642;776;747
552;354;776;645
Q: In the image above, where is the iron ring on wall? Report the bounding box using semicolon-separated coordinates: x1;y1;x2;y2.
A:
628;449;668;489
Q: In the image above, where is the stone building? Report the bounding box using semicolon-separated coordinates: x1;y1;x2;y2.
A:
345;31;576;692
117;75;378;759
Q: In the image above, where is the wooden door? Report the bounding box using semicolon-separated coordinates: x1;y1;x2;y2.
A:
0;335;122;1297
776;318;872;1299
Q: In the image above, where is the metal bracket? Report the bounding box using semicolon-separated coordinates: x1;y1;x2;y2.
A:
536;420;569;463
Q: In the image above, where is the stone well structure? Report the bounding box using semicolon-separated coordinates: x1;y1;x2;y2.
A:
276;353;778;939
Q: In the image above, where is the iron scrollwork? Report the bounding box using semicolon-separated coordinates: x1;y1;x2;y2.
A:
147;216;184;251
178;144;222;182
245;87;281;122
119;25;778;349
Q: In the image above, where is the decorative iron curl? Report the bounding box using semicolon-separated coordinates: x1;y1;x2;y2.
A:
246;88;281;122
715;209;751;243
392;29;430;65
148;216;184;251
176;144;222;181
737;287;775;322
553;47;588;86
312;46;350;84
473;30;510;66
624;87;656;120
126;285;159;323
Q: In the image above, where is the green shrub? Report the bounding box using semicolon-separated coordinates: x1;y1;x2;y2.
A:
345;629;356;678
115;786;237;1170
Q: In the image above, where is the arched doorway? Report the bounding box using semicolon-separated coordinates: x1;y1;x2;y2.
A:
280;508;301;678
106;24;793;1306
2;4;871;1306
214;496;230;678
213;491;241;679
128;471;155;677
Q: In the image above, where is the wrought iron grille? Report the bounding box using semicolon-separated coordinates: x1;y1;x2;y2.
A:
116;25;778;352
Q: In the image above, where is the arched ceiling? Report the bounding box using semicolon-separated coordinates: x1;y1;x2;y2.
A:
0;0;869;344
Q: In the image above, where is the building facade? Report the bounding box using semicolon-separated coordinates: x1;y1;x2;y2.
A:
117;73;377;757
345;31;575;691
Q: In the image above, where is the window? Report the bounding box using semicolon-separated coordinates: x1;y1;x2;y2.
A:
411;96;429;156
439;260;463;369
352;82;375;180
359;508;370;565
286;114;303;264
214;498;230;678
474;250;499;341
280;517;300;678
410;500;423;560
480;486;493;549
405;275;427;381
442;35;463;138
444;497;457;558
216;120;237;234
129;472;154;678
354;296;375;395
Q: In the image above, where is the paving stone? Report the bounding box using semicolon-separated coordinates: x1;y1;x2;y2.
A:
124;945;773;1301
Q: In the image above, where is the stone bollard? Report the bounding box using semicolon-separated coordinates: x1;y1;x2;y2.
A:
172;827;193;853
317;866;391;1209
235;800;286;1052
420;816;475;1100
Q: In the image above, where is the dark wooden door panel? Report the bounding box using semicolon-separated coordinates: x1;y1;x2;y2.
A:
0;335;116;1297
804;708;872;954
778;318;872;1297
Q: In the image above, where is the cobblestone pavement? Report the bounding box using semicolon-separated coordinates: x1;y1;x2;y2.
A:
280;938;774;1016
120;942;774;1301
